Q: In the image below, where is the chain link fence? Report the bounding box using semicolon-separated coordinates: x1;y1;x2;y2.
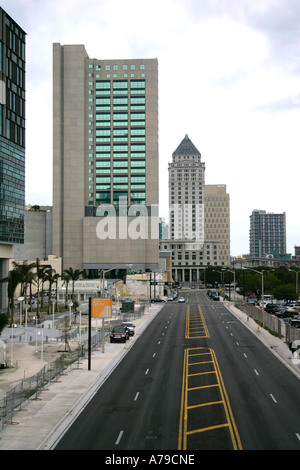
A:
0;302;148;432
234;301;300;346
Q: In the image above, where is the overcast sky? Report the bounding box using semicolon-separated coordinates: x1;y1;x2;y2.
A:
2;0;300;256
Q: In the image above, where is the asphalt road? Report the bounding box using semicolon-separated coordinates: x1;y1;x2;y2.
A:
54;291;300;450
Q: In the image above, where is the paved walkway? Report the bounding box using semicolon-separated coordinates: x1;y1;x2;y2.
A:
0;300;299;450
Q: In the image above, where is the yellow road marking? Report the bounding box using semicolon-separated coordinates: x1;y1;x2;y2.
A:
178;347;242;450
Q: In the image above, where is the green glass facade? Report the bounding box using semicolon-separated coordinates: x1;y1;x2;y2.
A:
87;69;146;208
0;8;26;244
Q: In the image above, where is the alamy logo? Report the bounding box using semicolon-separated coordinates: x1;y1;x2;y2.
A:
95;197;204;248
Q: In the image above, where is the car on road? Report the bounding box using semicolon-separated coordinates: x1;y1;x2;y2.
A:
110;326;130;343
178;296;185;302
121;321;135;336
167;296;174;301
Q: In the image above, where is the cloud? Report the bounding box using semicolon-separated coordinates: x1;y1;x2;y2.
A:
1;0;299;254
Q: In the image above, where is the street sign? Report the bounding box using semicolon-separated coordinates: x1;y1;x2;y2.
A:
91;297;112;318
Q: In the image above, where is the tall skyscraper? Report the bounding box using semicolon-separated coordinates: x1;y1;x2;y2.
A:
160;135;230;283
0;8;26;308
249;209;286;258
52;44;159;274
169;134;205;244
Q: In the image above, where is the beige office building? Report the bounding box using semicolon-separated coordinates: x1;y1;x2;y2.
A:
204;185;230;266
52;44;159;274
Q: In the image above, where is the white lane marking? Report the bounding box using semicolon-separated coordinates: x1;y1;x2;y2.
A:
270;394;277;403
115;430;124;445
134;392;140;401
254;369;259;376
153;353;156;357
296;433;300;441
243;353;247;358
145;369;149;375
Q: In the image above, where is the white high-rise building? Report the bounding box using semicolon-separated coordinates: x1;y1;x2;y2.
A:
160;135;230;283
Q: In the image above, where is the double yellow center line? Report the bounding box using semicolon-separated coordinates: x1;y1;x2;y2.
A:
179;305;242;450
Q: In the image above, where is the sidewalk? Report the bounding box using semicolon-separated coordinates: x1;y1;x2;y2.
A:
0;304;163;450
0;300;299;450
225;300;300;381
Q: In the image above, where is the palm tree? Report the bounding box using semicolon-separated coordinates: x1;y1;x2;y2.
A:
35;258;47;318
0;268;22;326
53;273;60;313
44;269;60;315
12;261;36;320
61;272;71;307
63;267;84;305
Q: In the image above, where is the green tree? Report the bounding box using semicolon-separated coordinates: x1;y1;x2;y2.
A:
44;267;56;315
272;284;297;302
0;313;9;334
35;258;47;318
0;268;22;325
12;261;36;320
63;267;84;305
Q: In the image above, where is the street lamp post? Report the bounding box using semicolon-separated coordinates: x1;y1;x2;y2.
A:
226;270;236;302
248;268;265;310
24;303;30;342
289;269;299;297
18;296;24;327
69;301;73;327
76;304;85;345
51;299;55;329
38;330;44;366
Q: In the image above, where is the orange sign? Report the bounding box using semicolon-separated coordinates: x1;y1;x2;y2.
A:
91;297;112;318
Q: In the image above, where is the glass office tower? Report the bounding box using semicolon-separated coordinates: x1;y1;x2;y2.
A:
249;210;286;258
0;8;26;309
0;8;26;244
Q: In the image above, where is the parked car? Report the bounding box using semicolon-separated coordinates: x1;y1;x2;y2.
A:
266;305;291;316
151;297;165;303
178;296;185;303
121;321;135;336
167;296;174;301
110;326;129;343
290;318;300;328
265;303;280;312
273;309;292;319
282;317;293;323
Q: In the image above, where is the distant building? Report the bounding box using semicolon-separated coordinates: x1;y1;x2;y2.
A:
249;210;286;258
160;135;230;283
204;184;230;266
0;8;26;309
14;205;53;261
159;218;169;239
